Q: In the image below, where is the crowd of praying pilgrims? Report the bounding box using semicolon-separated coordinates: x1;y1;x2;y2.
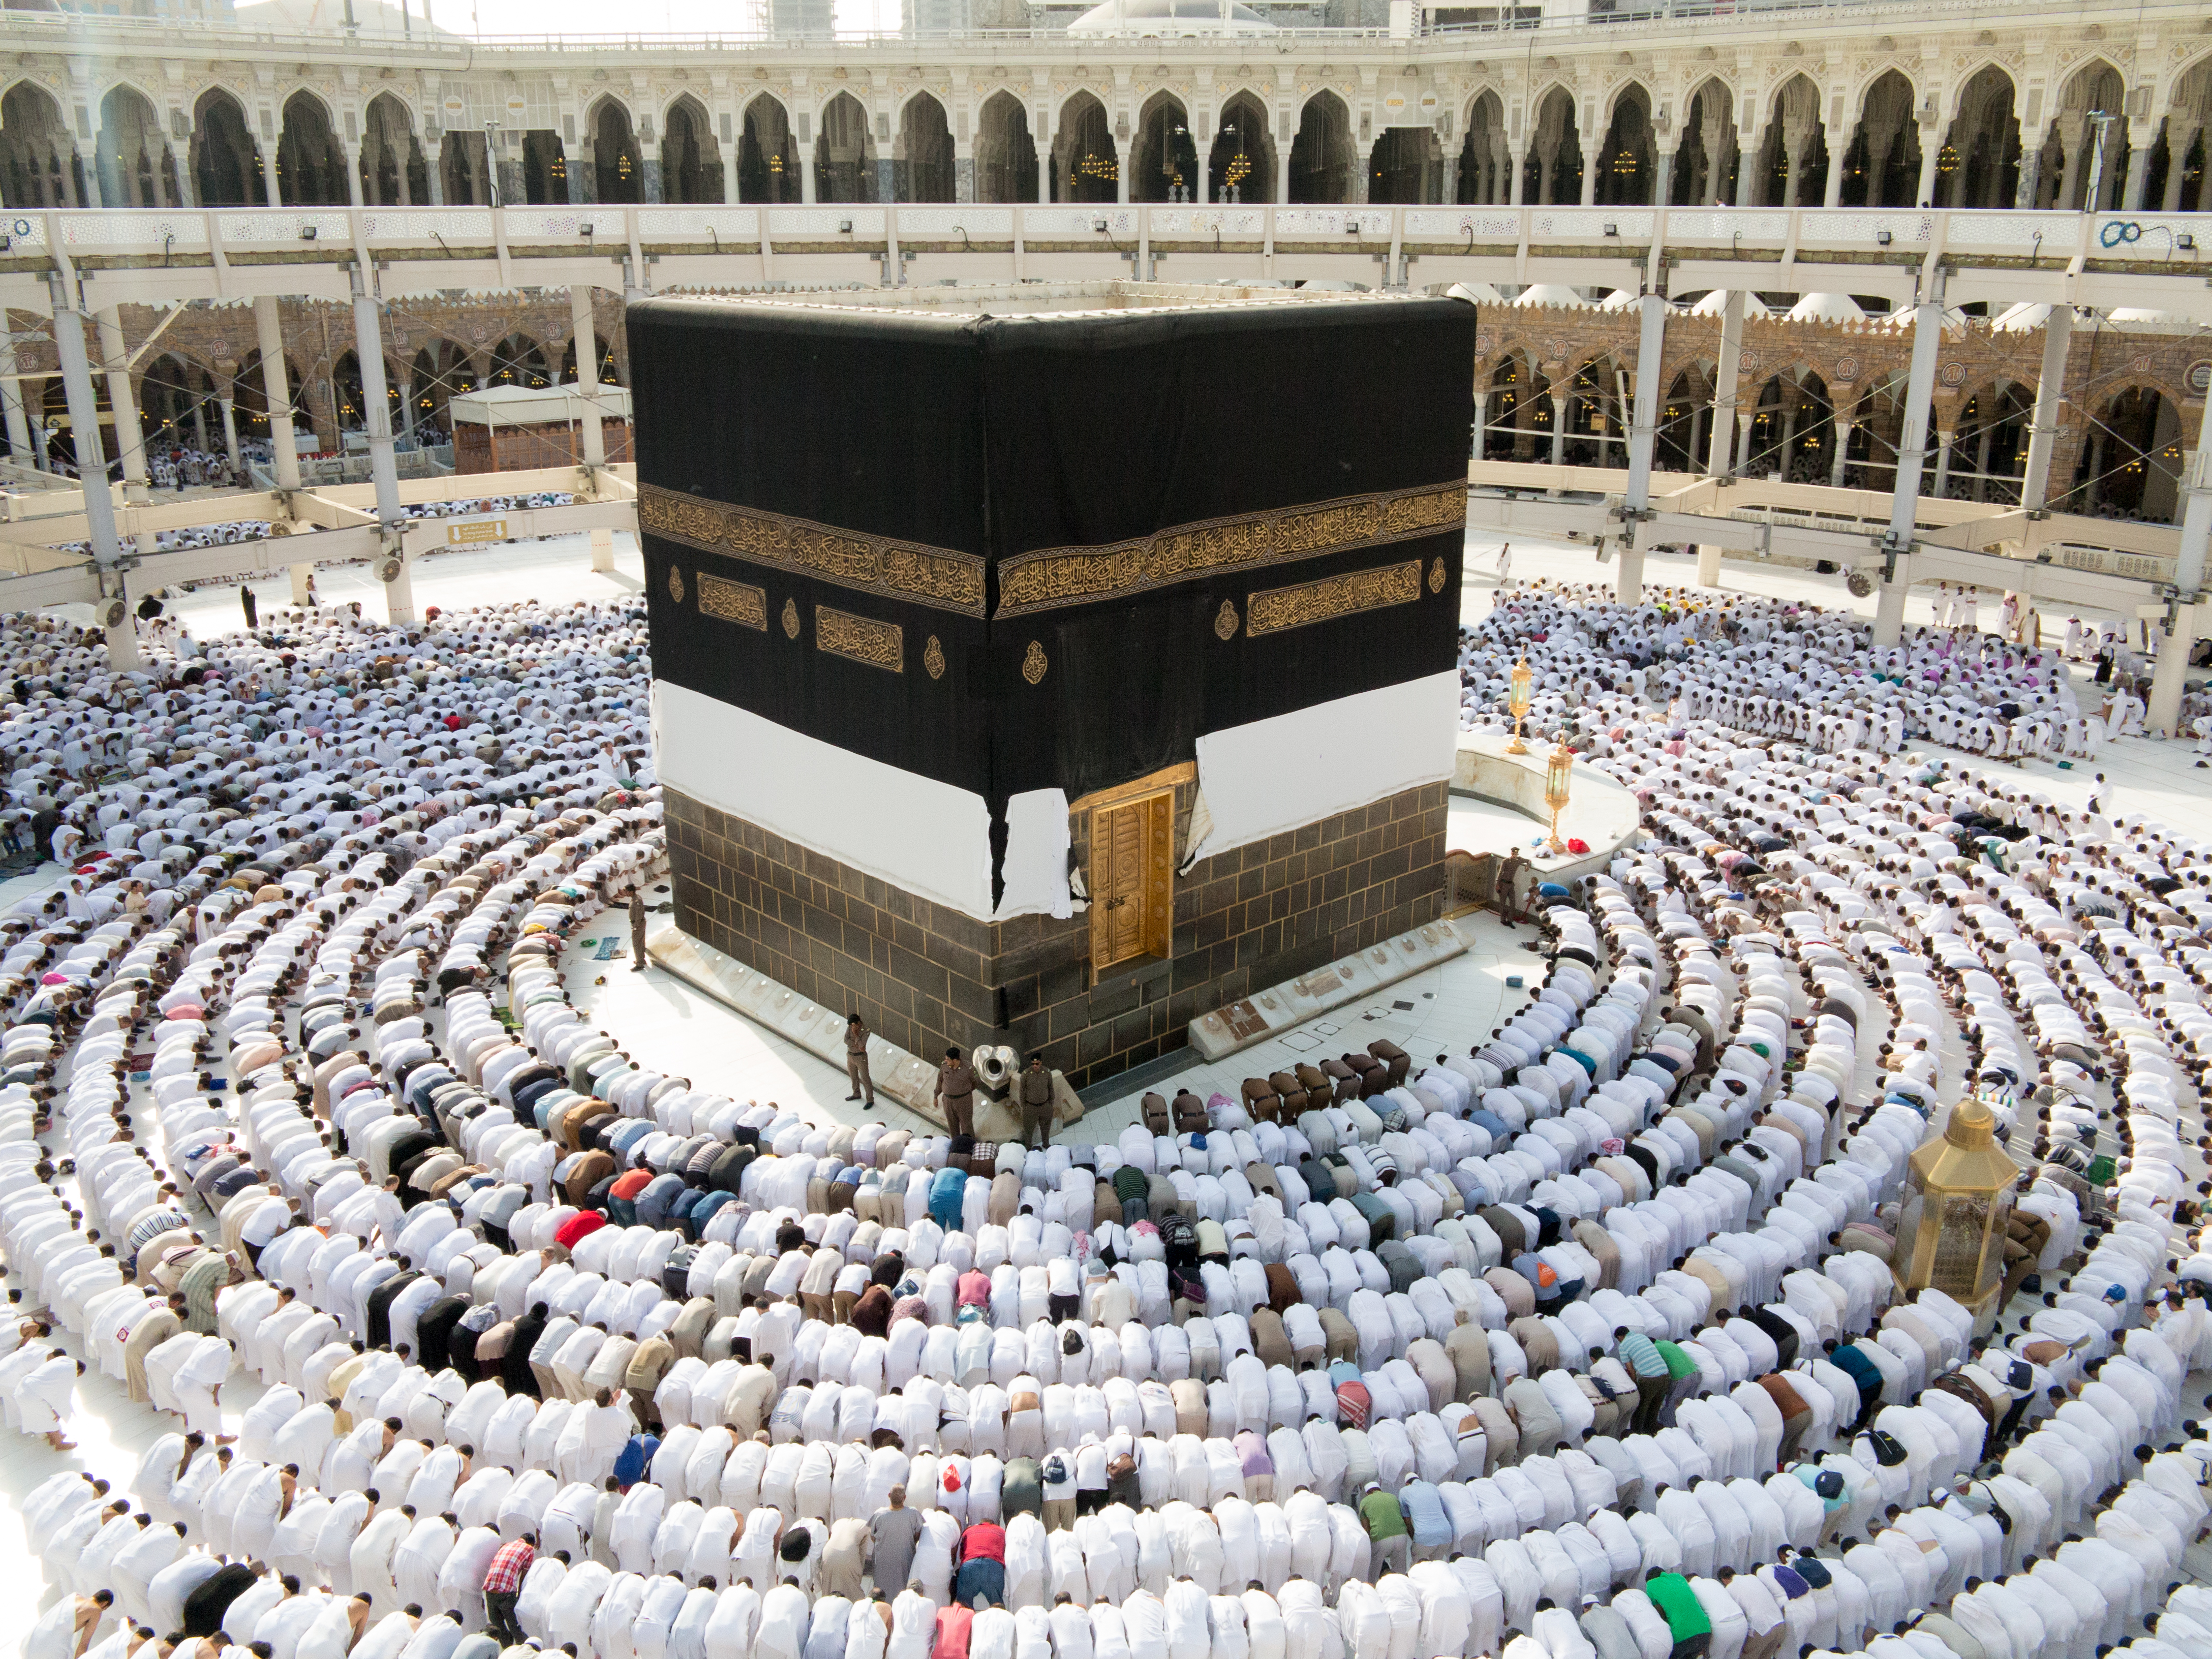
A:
46;497;581;569
2;572;2211;1659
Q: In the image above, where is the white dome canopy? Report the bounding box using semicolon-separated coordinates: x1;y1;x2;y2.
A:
1512;284;1587;308
1788;292;1868;323
1686;289;1771;317
1067;0;1274;34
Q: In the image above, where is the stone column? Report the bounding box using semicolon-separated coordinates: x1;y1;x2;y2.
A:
94;310;150;506
1931;427;1953;497
1471;389;1488;460
2124;127;2153;210
1823;145;1845;208
2164;128;2200;212
1873;270;1946;648
1914;129;1939;205
2014;144;2041;210
1707;289;1744;477
218;393;241;474
2019;303;2072;513
50;273;136;669
1508;145;1525;206
570;283;606;470
803;135;819;204
2055;117;2087;209
1696;544;1723;586
261;131;283;206
1353;143;1371;204
1831;420;1854;487
350;265;412;626
255;296;302;492
1619;288;1667;606
345;143;365;208
1275;144;1289;207
1652;147;1673;207
0;333;37;474
2148;445;2212;733
954;141;974;203
1579;132;1597;206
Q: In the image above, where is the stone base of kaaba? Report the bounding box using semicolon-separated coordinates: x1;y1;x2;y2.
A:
665;780;1450;1090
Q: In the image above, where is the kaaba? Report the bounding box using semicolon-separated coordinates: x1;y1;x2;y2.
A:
634;282;1473;1090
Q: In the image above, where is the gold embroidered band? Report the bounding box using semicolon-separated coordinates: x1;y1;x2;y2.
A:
695;571;766;630
640;484;987;618
1246;560;1424;637
817;606;905;672
994;482;1465;619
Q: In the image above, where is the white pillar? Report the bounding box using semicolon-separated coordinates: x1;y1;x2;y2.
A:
255;296;302;492
2150;447;2212;735
290;563;314;603
570;282;607;470
1831;421;1854;487
50;274;137;671
2019;303;2072;513
0;334;36;472
1619;287;1666;608
1914;131;1939;205
261;134;283;207
350;265;412;626
1707;290;1744;477
1931;427;1953;498
95;309;150;505
1614;542;1645;605
218;394;241;475
1873;269;1946;649
1695;544;1723;587
1873;552;1912;646
590;526;616;572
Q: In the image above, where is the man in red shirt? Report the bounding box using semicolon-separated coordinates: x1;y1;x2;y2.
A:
953;1519;1006;1607
480;1531;535;1644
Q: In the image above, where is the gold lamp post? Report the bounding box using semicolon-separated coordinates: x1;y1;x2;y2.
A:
1543;739;1573;854
1893;1097;2020;1329
1506;656;1533;754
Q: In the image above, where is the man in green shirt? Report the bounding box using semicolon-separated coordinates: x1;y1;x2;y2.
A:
1651;1336;1701;1429
1643;1569;1712;1659
1357;1482;1410;1580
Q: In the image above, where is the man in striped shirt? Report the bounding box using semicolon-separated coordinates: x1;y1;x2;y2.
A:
1617;1326;1671;1434
480;1533;535;1644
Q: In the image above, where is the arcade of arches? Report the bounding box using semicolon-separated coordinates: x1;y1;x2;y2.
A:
9;54;2203;209
0;291;626;476
1472;300;2203;524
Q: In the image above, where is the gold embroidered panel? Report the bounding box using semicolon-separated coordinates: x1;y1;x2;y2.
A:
817;607;905;672
994;482;1465;619
695;571;766;631
1246;559;1424;637
639;483;987;618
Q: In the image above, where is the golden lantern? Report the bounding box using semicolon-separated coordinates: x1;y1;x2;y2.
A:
1893;1098;2020;1325
1543;739;1573;854
1506;656;1533;755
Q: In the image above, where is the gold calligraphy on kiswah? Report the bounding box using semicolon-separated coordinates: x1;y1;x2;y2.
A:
1246;560;1424;637
816;607;905;672
639;483;986;618
695;571;767;630
993;482;1465;619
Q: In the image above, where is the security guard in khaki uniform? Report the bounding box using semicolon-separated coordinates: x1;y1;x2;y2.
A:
1018;1055;1056;1148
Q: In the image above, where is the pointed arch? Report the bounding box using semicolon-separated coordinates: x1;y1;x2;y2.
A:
588;96;641;205
815;90;876;204
975;90;1038;204
896;91;954;202
738;93;798;204
360;91;427;207
1526;85;1582;205
1457;89;1508;203
189;87;263;207
1837;69;1921;208
2034;57;2128;210
1289;90;1354;204
1595;81;1654;206
1670;77;1737;205
1208;88;1275;203
1130;90;1196;202
277;88;348;205
657;94;723;203
1051;89;1116;203
96;83;178;207
1754;73;1827;207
